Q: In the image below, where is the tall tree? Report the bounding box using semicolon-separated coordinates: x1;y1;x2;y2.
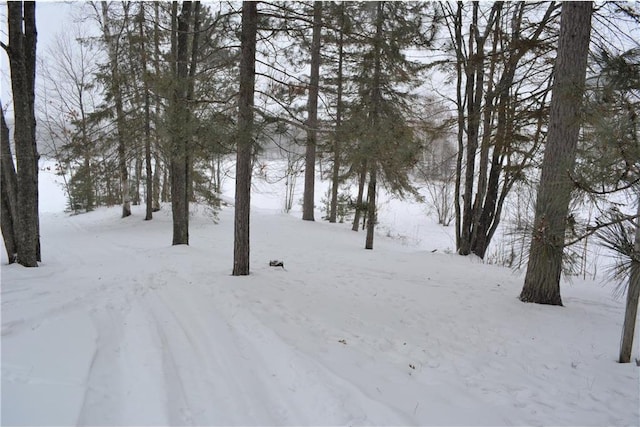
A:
99;1;131;218
2;2;40;266
328;1;346;224
169;1;193;245
520;2;593;305
138;3;154;221
364;1;385;250
346;1;433;249
233;1;258;276
443;2;559;258
301;1;322;222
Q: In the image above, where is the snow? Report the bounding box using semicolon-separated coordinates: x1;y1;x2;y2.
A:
2;162;639;426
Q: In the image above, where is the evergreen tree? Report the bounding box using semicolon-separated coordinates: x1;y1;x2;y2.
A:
345;1;436;249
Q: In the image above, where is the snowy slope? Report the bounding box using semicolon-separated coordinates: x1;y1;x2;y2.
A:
1;165;639;426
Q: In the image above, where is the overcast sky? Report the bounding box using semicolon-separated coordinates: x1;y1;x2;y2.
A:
2;1;77;114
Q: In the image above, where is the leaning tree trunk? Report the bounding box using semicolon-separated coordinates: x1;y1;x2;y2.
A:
233;1;257;276
6;2;39;267
352;162;367;232
1;106;18;263
619;196;640;363
302;2;322;222
520;1;592;306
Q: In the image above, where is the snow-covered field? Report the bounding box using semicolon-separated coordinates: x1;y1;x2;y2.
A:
2;163;639;426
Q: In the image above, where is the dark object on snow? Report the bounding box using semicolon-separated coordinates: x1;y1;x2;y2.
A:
269;260;284;268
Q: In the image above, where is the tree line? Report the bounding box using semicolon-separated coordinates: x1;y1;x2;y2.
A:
1;1;638;363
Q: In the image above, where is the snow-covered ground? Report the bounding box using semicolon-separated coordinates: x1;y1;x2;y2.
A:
2;162;639;426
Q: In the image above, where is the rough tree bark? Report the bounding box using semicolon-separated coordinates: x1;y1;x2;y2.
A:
233;1;257;276
302;2;322;222
351;162;367;231
1;107;18;263
5;2;40;267
170;1;192;245
365;166;377;250
520;1;593;306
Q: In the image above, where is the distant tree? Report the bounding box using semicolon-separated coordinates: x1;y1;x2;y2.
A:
39;27;103;214
520;2;593;306
2;2;40;266
233;1;258;276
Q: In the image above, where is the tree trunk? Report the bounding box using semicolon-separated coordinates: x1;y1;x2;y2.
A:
352;162;367;232
459;3;491;256
139;3;153;221
362;0;384;250
520;1;592;306
619;196;640;363
365;166;377;250
6;1;40;267
1;107;18;263
153;153;161;211
302;2;322;222
170;1;192;245
186;1;201;204
161;163;169;203
453;2;464;251
233;1;257;276
100;1;131;218
329;3;345;224
152;2;162;213
134;157;142;205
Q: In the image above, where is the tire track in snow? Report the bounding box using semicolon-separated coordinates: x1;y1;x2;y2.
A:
205;285;414;425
